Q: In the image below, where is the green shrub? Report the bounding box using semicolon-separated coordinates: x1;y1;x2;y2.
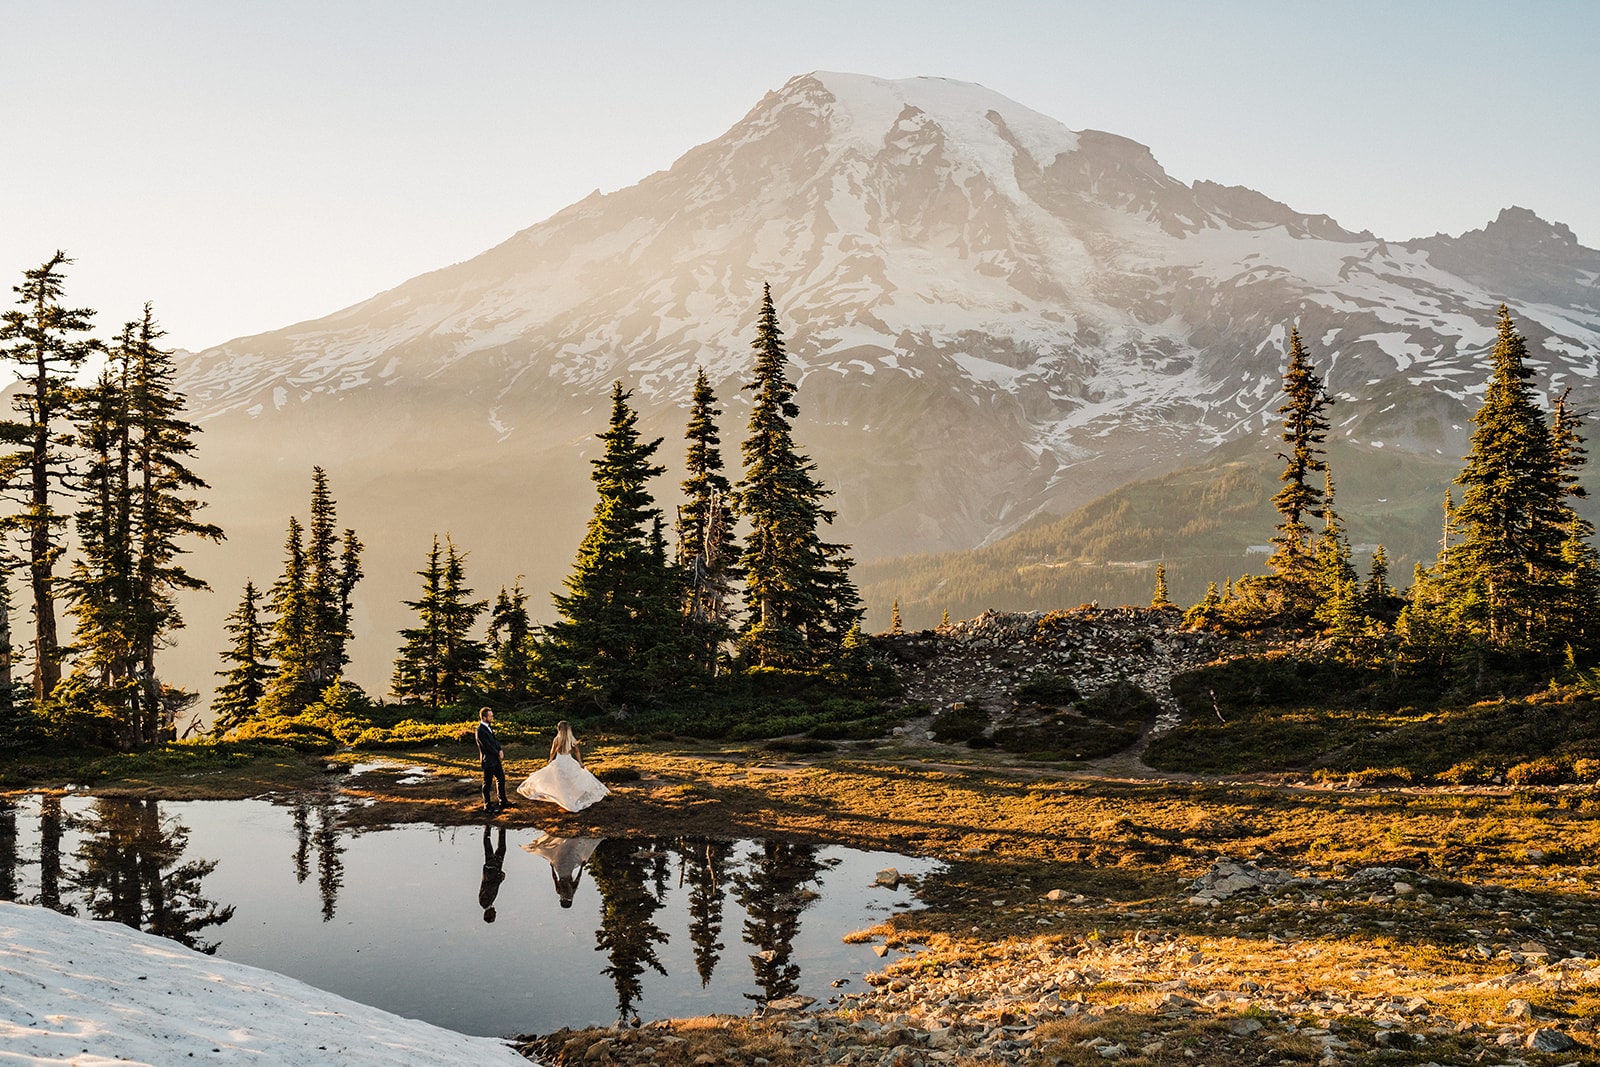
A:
1078;681;1162;726
227;716;339;753
930;703;989;743
1015;675;1081;708
1436;758;1501;785
352;719;476;749
1506;756;1572;785
991;715;1138;761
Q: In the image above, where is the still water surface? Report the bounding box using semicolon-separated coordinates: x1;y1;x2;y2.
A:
0;792;941;1037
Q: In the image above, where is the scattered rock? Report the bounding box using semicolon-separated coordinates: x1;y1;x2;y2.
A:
764;996;815;1013
1526;1028;1576;1052
1505;998;1535;1020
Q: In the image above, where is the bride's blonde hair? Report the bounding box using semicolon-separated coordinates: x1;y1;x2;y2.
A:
549;720;578;762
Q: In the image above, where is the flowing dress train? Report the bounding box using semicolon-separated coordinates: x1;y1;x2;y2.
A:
516;753;610;812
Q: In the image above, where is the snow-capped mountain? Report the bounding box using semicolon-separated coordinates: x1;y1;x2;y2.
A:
173;72;1600;686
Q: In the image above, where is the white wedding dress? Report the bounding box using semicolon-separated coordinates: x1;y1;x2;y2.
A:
516;752;610;812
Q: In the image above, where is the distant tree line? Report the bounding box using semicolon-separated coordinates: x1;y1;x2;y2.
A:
1183;306;1600;673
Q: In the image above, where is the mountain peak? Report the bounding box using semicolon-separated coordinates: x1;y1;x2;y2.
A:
771;71;1083;173
1481;205;1580;247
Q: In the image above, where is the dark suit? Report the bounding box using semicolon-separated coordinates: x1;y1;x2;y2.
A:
476;720;508;809
479;826;506;921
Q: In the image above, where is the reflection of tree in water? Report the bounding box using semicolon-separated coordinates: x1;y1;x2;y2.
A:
291;794;345;922
0;796;75;914
675;838;734;987
38;795;71;914
0;798;16;902
732;841;823;1005
69;798;234;953
589;839;670;1023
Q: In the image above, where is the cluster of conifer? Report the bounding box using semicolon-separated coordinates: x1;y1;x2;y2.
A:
384;284;861;714
213;285;864;725
1182;307;1600;668
210;469;363;733
0;254;221;749
442;284;861;714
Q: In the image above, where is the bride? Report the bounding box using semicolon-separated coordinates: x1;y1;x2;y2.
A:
516;721;610;812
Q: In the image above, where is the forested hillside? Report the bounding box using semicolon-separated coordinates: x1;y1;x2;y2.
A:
858;440;1467;630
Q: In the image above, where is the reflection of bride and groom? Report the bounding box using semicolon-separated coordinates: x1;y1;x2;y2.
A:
473;715;608;919
479;826;601;920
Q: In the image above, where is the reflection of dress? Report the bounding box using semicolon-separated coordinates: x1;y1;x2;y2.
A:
516;753;610;812
521;833;602;907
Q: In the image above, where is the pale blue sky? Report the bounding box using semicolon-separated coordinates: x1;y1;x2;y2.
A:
4;1;1596;351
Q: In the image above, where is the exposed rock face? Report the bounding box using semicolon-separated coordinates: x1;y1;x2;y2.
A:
876;607;1216;732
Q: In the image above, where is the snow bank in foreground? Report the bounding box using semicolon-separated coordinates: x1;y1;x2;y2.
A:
0;901;533;1066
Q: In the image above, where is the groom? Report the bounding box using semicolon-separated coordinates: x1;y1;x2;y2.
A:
475;707;512;814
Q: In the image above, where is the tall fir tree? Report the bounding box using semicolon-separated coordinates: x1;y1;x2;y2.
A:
391;535;487;709
262;472;362;714
67;305;221;744
64;356;138;738
677;368;738;673
735;284;861;667
1265;327;1332;612
306;468;361;684
1151;562;1172;609
263;517;314;714
542;382;683;708
0;252;98;702
1310;469;1356;626
1550;389;1600;653
0;567;20;737
1449;306;1569;651
212;580;270;734
482;578;536;707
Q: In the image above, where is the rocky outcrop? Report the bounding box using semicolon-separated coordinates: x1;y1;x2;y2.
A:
876;607;1218;738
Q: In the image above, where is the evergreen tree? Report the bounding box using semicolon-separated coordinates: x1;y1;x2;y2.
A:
1182;581;1222;629
1450;306;1568;651
0;567;22;740
543;383;682;708
888;599;903;634
59;305;220;744
0;252;98;702
1550;389;1600;652
735;285;861;667
1310;469;1356;625
391;535;486;709
64;358;137;738
262;473;362;714
213;581;269;733
482;578;536;707
263;517;314;714
1265;327;1332;612
677;368;738;673
1364;545;1390;605
306;468;361;684
1151;562;1172;609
